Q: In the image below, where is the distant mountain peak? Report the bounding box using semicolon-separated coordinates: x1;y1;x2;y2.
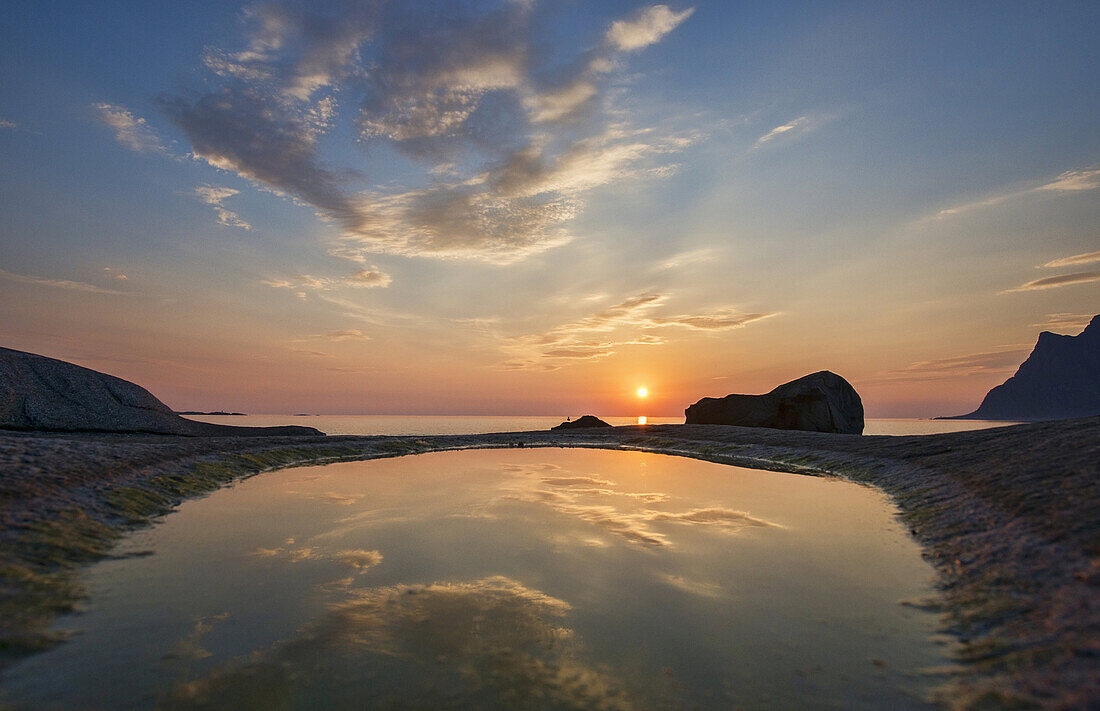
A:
943;315;1100;421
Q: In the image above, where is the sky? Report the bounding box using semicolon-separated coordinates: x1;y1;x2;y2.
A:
1;0;1097;417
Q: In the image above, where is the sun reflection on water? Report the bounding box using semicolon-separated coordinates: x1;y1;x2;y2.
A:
637;416;647;425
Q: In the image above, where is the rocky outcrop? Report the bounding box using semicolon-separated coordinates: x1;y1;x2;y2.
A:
944;315;1100;421
685;371;864;434
551;415;613;430
0;347;323;436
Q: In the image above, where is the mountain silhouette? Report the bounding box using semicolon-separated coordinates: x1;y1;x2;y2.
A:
944;315;1100;421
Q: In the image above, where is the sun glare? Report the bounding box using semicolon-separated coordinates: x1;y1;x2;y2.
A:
636;387;648;398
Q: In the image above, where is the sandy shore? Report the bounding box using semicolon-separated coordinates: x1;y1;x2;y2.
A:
1;417;1098;708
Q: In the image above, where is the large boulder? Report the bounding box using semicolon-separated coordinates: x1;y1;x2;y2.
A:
0;347;323;436
685;371;864;434
551;415;613;430
943;315;1100;421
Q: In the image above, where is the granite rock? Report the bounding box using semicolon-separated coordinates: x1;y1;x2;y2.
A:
0;347;323;436
551;415;613;430
685;371;864;434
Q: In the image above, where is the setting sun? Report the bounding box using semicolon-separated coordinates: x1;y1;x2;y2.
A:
636;387;648;398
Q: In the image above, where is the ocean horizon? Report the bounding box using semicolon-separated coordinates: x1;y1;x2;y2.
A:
182;414;1024;437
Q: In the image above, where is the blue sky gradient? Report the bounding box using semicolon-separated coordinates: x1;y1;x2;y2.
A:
2;1;1097;416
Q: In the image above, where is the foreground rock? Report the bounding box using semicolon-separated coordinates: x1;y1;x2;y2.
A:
944;314;1100;421
0;347;322;436
685;371;864;434
551;415;612;430
1;417;1097;706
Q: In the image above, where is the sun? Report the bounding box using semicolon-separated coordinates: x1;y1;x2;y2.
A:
636;387;648;398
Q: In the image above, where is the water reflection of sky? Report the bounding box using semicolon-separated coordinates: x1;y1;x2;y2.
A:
2;449;948;710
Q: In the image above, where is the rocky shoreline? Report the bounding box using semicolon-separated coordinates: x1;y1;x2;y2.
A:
1;418;1098;708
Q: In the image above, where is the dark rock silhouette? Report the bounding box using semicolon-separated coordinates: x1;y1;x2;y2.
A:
551;415;613;430
0;347;323;436
943;315;1100;421
685;371;864;434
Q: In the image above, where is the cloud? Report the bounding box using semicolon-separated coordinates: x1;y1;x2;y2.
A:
659;573;723;598
321;329;369;341
0;119;16;129
194;184;252;229
605;5;695;51
332;126;696;265
333;549;383;571
648;310;776;330
262;268;393;295
0;268;128;295
347;268;393;288
871;347;1029;382
163;1;695;264
753;116;811;147
1034;167;1100;192
1041;250;1100;269
500;465;778;548
504;292;776;368
1030;313;1095;333
935;166;1100;218
93;103;167;154
251;540;382;573
161;87;353;219
1004;271;1100;293
158;577;655;709
102;267;128;280
650;247;718;271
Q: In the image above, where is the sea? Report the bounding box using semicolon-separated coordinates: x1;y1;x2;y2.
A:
183;414;1023;437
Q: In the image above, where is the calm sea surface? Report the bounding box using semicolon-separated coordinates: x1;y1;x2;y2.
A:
185;413;1022;437
2;448;948;709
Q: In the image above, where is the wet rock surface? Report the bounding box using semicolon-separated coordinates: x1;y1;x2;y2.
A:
0;416;1097;707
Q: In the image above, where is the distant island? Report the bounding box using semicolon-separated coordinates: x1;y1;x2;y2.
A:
941;314;1099;421
176;411;247;416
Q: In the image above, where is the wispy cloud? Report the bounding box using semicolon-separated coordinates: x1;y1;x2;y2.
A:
1004;271;1100;293
1041;250;1100;269
649;247;718;272
262;268;393;297
162;2;696;264
753;116;811;148
1031;313;1095;332
321;329;369;342
870;346;1029;383
604;5;695;52
935;167;1100;218
93;103;167;154
194;185;251;229
501;467;776;548
102;267;128;280
0;119;16;129
0;268;128;295
503;292;776;369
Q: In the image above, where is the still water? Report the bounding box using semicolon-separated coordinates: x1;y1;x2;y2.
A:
185;413;1021;436
3;449;948;710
